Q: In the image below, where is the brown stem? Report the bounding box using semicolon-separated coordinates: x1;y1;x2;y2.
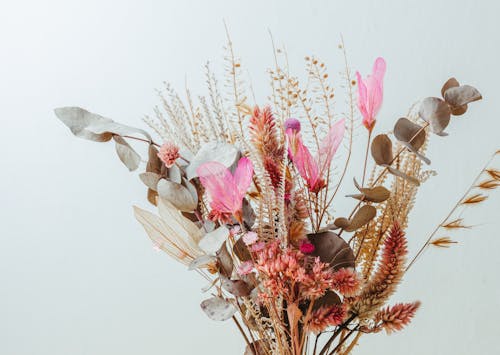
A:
328;326;359;355
318;314;357;355
232;315;254;353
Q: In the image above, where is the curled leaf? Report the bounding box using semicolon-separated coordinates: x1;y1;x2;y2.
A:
444;85;482;108
157;179;197;212
441;77;460;97
347;178;390;203
220;276;252;297
200;297;237;321
307;231;355;271
55;107;151;142
393;117;430;164
185;142;240;180
419;97;451;136
334;205;377;232
371;134;393;165
113;136;141;171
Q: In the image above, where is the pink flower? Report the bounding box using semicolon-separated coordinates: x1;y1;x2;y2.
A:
356;57;386;131
230;225;242;236
237;261;254;276
251;241;265;252
308;304;346;333
331;268;360;296
285;118;345;193
299;240;315;254
197;157;254;223
157;142;180;168
243;231;258;245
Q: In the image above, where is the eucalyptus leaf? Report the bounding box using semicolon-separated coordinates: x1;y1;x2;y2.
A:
198;226;229;255
216;242;234;278
200;297;237;321
334;205;376;232
371;134;393;165
139;172;162;190
157;179;197;212
113;136;141;171
444;85;482;108
418;97;451;136
347;178;390;203
441;77;460;97
393;117;430;164
185;142;240;180
168;164;182;184
220;276;252;297
307;231;355;271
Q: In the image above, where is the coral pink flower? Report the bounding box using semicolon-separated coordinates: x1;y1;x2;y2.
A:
356;57;386;131
251;241;265;252
230;225;242;236
243;231;258;245
157;142;180;168
308;304;346;333
285;118;345;193
331;268;360;296
237;261;254;276
197;157;254;223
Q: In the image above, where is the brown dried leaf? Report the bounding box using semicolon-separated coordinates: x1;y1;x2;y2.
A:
441;77;460;97
444;85;482;107
419;97;451;136
233;237;252;262
220;276;251;297
431;237;458;248
216;242;234;278
348;178;390;203
371;134;393;165
200;297;236;321
336;205;377;232
307;231;355;271
394;117;426;150
147;189;158;206
461;194;488;204
146;144;162;174
442;218;471;230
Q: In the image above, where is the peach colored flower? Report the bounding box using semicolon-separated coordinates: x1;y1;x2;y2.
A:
237;261;254;276
157;142;180;168
243;231;258;245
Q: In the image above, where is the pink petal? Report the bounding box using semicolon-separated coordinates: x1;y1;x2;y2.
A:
316;118;345;175
237;261;254;276
233;157;254;197
372;57;386;88
356;71;368;120
287;133;320;189
197;161;238;213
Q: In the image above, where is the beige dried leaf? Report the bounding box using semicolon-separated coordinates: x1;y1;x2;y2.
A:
334;205;377;232
157;179;198;212
113;136;141;171
348;178;390;203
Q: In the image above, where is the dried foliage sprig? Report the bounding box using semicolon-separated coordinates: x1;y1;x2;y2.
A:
55;32;497;355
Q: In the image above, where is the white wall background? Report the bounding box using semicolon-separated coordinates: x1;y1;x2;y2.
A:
1;1;499;354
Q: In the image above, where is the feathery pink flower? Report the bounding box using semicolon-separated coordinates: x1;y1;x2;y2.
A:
356;57;386;131
331;268;360;297
157;142;180;168
285;118;345;193
197;157;254;223
299;240;315;254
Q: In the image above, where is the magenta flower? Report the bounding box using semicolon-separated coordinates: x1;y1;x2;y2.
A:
285;118;345;193
197;157;253;223
356;57;386;131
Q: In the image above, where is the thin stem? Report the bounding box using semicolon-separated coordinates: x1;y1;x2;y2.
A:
318;314;356;355
232;315;253;352
120;134;159;147
405;152;497;272
361;129;372;187
328;326;359;355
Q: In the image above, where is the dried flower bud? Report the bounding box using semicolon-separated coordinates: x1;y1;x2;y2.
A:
158;142;180;168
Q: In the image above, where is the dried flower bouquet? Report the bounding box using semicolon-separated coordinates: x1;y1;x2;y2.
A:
55;35;499;354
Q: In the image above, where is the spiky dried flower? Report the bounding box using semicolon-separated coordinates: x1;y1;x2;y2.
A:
352;221;408;319
331;268;360;297
373;301;421;334
308;304;346;333
430;237;458;248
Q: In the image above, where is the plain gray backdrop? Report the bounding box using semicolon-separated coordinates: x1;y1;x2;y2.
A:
1;0;499;354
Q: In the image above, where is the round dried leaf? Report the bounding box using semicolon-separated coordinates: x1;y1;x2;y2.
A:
394;117;426;150
441;77;460;98
419;97;451;135
157;179;197;212
444;85;482;107
220;276;251;297
139;172;162;190
307;231;355;271
451;104;468;116
371;134;393;165
200;297;237;321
